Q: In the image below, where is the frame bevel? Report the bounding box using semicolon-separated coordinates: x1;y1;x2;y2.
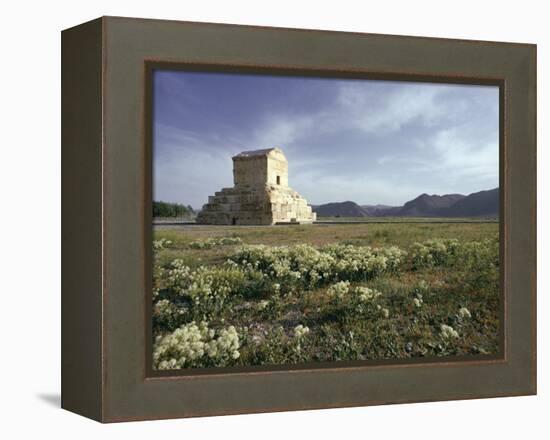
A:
61;16;536;423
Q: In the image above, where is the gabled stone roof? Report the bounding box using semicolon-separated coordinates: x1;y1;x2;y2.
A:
233;148;280;158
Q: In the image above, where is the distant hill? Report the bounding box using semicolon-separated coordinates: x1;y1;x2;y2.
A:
361;204;397;216
312;201;369;217
445;188;499;217
399;193;466;217
313;188;499;218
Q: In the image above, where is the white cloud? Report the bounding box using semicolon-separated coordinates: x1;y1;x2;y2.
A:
154;75;499;206
153;123;240;207
252;113;316;149
337;82;445;134
431;128;499;180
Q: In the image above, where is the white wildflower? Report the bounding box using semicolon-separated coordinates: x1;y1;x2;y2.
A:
354;286;382;302
327;281;350;298
440;324;459;339
153;321;240;369
294;324;310;339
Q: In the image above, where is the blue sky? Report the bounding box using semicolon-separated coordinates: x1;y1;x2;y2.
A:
153;70;499;208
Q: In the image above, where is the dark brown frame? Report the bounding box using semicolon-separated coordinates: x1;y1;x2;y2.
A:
62;16;536;423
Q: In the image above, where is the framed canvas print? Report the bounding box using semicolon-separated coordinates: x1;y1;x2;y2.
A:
61;16;536;422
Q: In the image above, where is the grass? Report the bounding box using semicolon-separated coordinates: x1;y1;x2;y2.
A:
314;216;498;223
154;222;497;267
152;221;500;370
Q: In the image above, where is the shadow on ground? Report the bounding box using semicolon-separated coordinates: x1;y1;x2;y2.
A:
37;393;61;408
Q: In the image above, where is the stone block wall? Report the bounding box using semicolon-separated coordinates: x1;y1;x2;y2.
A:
196;148;315;225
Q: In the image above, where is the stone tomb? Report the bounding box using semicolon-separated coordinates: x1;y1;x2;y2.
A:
196;148;316;225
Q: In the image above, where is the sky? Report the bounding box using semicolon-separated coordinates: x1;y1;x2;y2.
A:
153;70;499;209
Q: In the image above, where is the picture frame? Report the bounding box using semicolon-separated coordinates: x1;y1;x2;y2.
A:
61;16;536;422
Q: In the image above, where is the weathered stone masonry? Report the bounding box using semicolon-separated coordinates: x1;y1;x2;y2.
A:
196;148;316;225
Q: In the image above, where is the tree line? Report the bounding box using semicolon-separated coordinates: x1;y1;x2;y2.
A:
153;201;195;218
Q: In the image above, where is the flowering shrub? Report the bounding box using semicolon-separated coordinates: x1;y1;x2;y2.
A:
327;281;350;298
440;324;460;339
291;324;310;355
409;239;460;269
326;282;384;318
323;244;405;278
354;286;382;302
409;237;498;272
293;324;310;339
228;243;406;291
153;298;186;330
457;237;499;269
153;259;248;320
153;321;240;369
417;280;429;291
454;237;499;290
157;260;246;299
229;244;335;289
189;236;242;249
153;238;172;252
152;263;164;298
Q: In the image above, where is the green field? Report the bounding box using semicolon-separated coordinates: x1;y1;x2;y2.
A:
152;222;500;370
313;216;498;223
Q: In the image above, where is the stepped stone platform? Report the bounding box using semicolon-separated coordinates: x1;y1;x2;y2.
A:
196;148;316;225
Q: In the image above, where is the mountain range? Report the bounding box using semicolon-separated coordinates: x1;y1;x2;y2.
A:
312;188;499;218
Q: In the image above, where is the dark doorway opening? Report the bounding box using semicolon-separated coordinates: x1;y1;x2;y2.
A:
276;175;281;185
232;217;237;225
